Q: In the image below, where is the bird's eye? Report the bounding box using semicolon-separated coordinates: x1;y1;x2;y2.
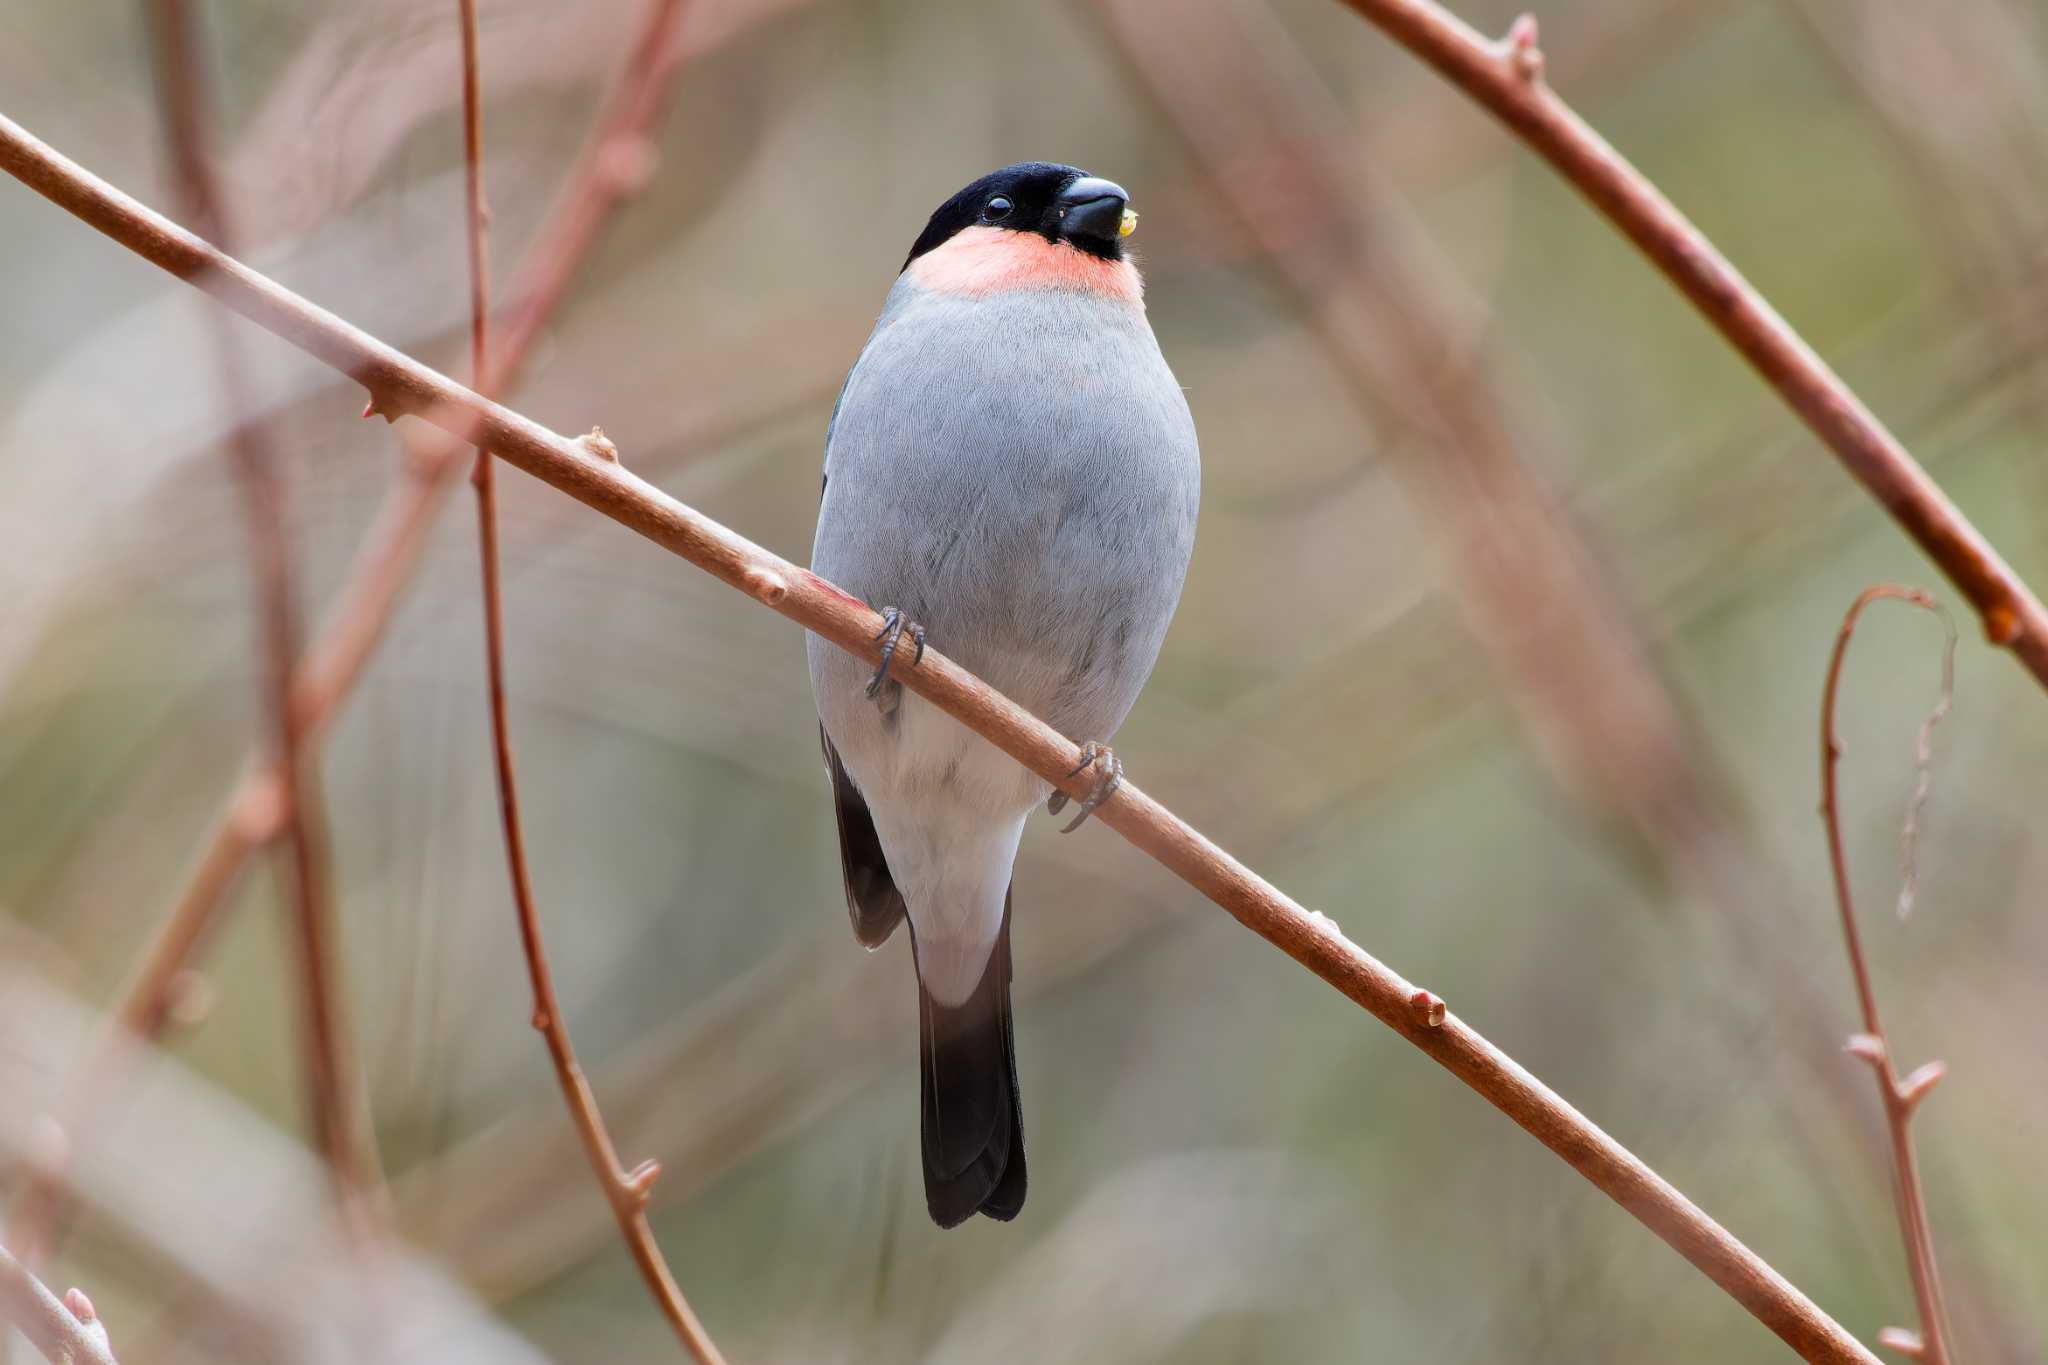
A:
983;196;1013;221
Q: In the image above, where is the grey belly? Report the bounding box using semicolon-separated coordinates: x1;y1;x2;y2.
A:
810;290;1198;758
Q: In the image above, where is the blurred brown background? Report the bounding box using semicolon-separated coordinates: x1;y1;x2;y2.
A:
2;0;2045;1360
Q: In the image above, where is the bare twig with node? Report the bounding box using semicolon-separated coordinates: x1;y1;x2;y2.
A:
1819;586;1961;1364
454;1;724;1359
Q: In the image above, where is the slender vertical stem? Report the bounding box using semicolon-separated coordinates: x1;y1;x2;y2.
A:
1819;587;1960;1364
454;4;723;1360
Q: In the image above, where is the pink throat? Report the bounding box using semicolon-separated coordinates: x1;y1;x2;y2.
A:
906;226;1143;304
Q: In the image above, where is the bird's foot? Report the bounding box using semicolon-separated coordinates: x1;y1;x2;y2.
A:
1048;742;1122;833
865;606;927;700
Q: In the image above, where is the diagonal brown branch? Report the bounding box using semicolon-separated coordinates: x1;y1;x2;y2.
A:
0;111;1882;1365
4;0;699;1271
455;3;723;1361
142;0;381;1228
1329;0;2048;688
1820;587;1960;1364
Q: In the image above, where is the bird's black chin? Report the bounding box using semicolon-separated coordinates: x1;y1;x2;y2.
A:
1052;176;1128;260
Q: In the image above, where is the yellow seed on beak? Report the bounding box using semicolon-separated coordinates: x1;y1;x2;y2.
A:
1119;207;1138;238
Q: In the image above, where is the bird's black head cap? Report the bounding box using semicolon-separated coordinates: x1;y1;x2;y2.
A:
902;162;1130;272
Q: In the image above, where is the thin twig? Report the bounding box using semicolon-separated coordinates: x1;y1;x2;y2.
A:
0;1243;118;1365
142;0;381;1228
0;114;1884;1365
4;0;696;1268
454;4;723;1361
1329;0;2048;688
1819;586;1960;1363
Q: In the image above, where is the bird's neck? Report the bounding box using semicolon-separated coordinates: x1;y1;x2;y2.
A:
905;226;1143;306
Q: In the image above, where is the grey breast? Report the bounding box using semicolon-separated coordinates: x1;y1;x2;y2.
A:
811;277;1200;744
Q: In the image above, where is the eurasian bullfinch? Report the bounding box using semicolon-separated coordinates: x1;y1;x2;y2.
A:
808;163;1200;1227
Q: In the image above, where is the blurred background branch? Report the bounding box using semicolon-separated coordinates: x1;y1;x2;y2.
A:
141;0;384;1238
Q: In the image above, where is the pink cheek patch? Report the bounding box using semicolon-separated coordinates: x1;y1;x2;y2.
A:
908;225;1144;305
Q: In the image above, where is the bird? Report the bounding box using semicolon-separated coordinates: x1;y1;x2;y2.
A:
807;163;1200;1228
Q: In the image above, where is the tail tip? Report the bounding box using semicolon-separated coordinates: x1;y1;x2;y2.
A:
923;1143;1026;1227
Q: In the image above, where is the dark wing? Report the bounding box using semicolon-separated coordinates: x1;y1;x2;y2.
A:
821;725;906;947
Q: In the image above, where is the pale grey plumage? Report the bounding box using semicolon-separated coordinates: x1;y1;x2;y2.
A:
809;273;1198;1004
808;165;1198;1228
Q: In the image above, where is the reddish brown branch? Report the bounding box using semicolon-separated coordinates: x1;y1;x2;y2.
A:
5;0;696;1270
143;0;381;1227
0;112;1883;1365
1330;0;2048;689
1820;586;1960;1364
455;4;723;1361
0;1244;118;1365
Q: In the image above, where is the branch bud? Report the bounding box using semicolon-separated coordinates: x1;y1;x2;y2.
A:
64;1286;113;1356
164;968;217;1029
1984;603;2018;645
1895;1060;1945;1114
744;566;789;606
625;1157;662;1206
1504;13;1544;80
359;390;404;423
1844;1033;1887;1067
1409;989;1446;1029
1876;1326;1924;1358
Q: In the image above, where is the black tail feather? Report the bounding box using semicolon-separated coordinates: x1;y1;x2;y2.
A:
915;893;1025;1227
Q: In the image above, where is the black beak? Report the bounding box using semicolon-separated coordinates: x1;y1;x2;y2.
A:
1055;176;1129;249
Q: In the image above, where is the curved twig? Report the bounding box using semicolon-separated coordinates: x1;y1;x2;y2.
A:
0;111;1880;1365
1820;586;1960;1363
